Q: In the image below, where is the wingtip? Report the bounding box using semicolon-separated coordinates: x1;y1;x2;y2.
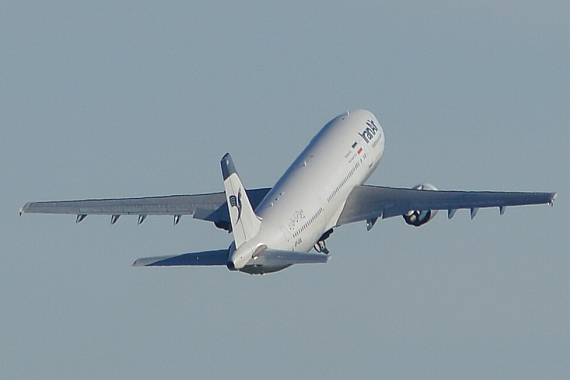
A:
132;258;147;267
20;202;31;216
549;192;557;206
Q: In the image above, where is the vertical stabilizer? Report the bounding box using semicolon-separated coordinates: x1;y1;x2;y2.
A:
221;153;261;249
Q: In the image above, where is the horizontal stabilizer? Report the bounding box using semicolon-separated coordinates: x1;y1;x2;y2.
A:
247;249;330;266
133;248;329;269
133;249;228;267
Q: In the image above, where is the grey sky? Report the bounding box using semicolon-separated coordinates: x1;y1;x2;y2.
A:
1;1;568;379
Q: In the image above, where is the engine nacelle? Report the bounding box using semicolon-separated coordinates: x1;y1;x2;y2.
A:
403;183;439;227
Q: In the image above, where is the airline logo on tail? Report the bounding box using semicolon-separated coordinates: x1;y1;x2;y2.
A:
229;189;242;223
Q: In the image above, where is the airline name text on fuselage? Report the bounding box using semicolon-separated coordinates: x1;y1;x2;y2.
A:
359;120;380;144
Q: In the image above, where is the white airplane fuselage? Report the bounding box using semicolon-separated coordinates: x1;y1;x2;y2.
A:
229;110;385;273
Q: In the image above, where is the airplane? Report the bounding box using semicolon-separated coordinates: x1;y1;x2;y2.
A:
20;110;556;275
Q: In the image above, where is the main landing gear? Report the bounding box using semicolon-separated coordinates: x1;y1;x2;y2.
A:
314;229;333;254
314;240;329;254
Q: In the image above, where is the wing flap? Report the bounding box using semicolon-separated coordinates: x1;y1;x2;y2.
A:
337;185;556;226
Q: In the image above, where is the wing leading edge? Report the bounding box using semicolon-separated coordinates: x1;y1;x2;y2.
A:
337;185;556;226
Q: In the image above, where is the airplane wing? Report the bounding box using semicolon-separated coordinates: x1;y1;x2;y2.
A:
20;188;271;227
336;185;557;226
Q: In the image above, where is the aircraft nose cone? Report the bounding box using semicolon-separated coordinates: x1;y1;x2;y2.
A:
226;261;237;271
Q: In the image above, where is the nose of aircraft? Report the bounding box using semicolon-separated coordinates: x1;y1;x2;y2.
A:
226;261;237;271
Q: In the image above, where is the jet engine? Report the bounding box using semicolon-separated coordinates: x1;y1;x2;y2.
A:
403;183;439;227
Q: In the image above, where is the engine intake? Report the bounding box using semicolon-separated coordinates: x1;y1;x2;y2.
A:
403;183;438;227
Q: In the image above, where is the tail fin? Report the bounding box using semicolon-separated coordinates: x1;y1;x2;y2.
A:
221;153;261;249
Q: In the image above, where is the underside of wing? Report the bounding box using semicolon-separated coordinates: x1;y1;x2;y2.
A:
337;185;556;226
20;188;271;228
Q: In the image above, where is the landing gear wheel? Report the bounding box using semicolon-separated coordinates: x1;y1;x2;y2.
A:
314;240;329;254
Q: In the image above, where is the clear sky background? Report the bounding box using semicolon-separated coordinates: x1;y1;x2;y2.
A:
1;1;568;379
